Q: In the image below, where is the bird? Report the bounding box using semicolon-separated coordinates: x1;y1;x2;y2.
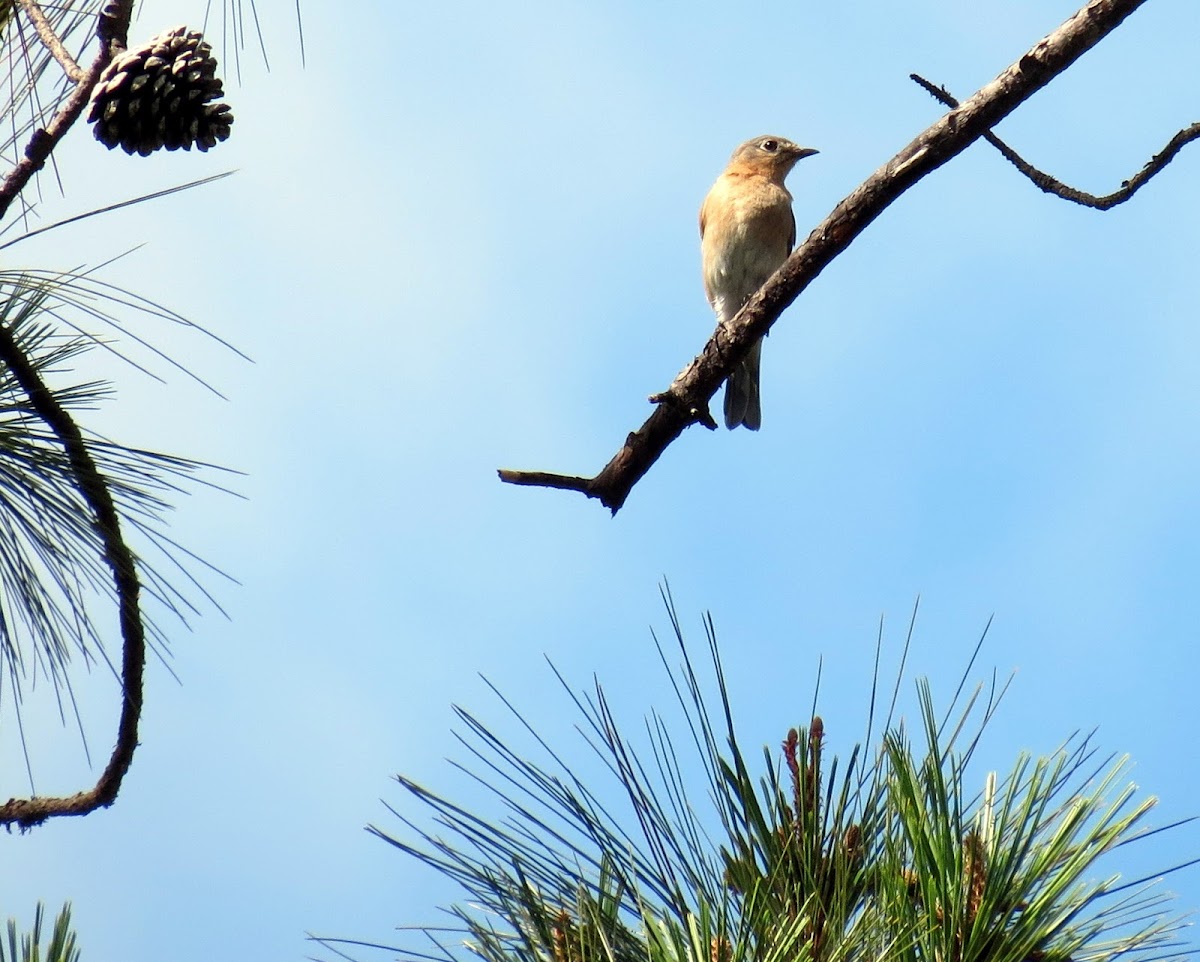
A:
700;135;818;430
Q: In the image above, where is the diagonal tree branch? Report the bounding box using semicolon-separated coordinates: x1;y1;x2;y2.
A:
0;0;132;224
910;73;1200;210
499;0;1159;514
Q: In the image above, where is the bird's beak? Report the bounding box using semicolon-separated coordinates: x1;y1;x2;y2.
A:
795;147;819;160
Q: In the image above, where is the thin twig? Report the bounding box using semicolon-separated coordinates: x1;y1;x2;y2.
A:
498;0;1152;513
497;469;594;494
16;0;83;81
910;73;1200;210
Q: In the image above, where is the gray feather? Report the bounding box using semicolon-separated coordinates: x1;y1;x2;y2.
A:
724;338;762;431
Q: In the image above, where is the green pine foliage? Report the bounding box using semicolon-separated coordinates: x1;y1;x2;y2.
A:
0;270;231;692
0;903;80;962
340;602;1193;962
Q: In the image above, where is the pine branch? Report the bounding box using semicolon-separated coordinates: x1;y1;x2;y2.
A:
0;1;134;224
337;600;1195;962
0;317;144;828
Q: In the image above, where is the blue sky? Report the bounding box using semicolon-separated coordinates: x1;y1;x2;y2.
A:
1;0;1199;958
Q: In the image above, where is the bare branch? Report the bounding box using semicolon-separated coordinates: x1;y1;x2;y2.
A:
16;0;83;81
911;73;1200;210
497;470;596;496
499;0;1154;514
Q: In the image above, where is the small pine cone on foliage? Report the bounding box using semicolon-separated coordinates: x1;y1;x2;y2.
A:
87;26;233;156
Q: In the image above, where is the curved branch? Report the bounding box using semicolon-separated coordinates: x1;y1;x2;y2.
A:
498;0;1152;514
0;1;142;829
0;323;145;828
910;73;1200;210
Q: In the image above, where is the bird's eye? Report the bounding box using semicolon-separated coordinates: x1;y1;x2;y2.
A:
761;139;779;152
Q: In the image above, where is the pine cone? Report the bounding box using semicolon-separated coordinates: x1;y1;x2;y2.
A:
87;26;233;156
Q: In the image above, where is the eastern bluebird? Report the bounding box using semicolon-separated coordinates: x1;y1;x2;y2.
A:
700;135;818;430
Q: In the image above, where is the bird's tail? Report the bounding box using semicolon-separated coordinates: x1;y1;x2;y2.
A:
724;337;762;430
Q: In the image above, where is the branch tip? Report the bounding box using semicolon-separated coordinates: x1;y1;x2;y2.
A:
498;469;595;496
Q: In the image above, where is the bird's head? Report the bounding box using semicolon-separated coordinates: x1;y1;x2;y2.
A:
730;135;819;180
